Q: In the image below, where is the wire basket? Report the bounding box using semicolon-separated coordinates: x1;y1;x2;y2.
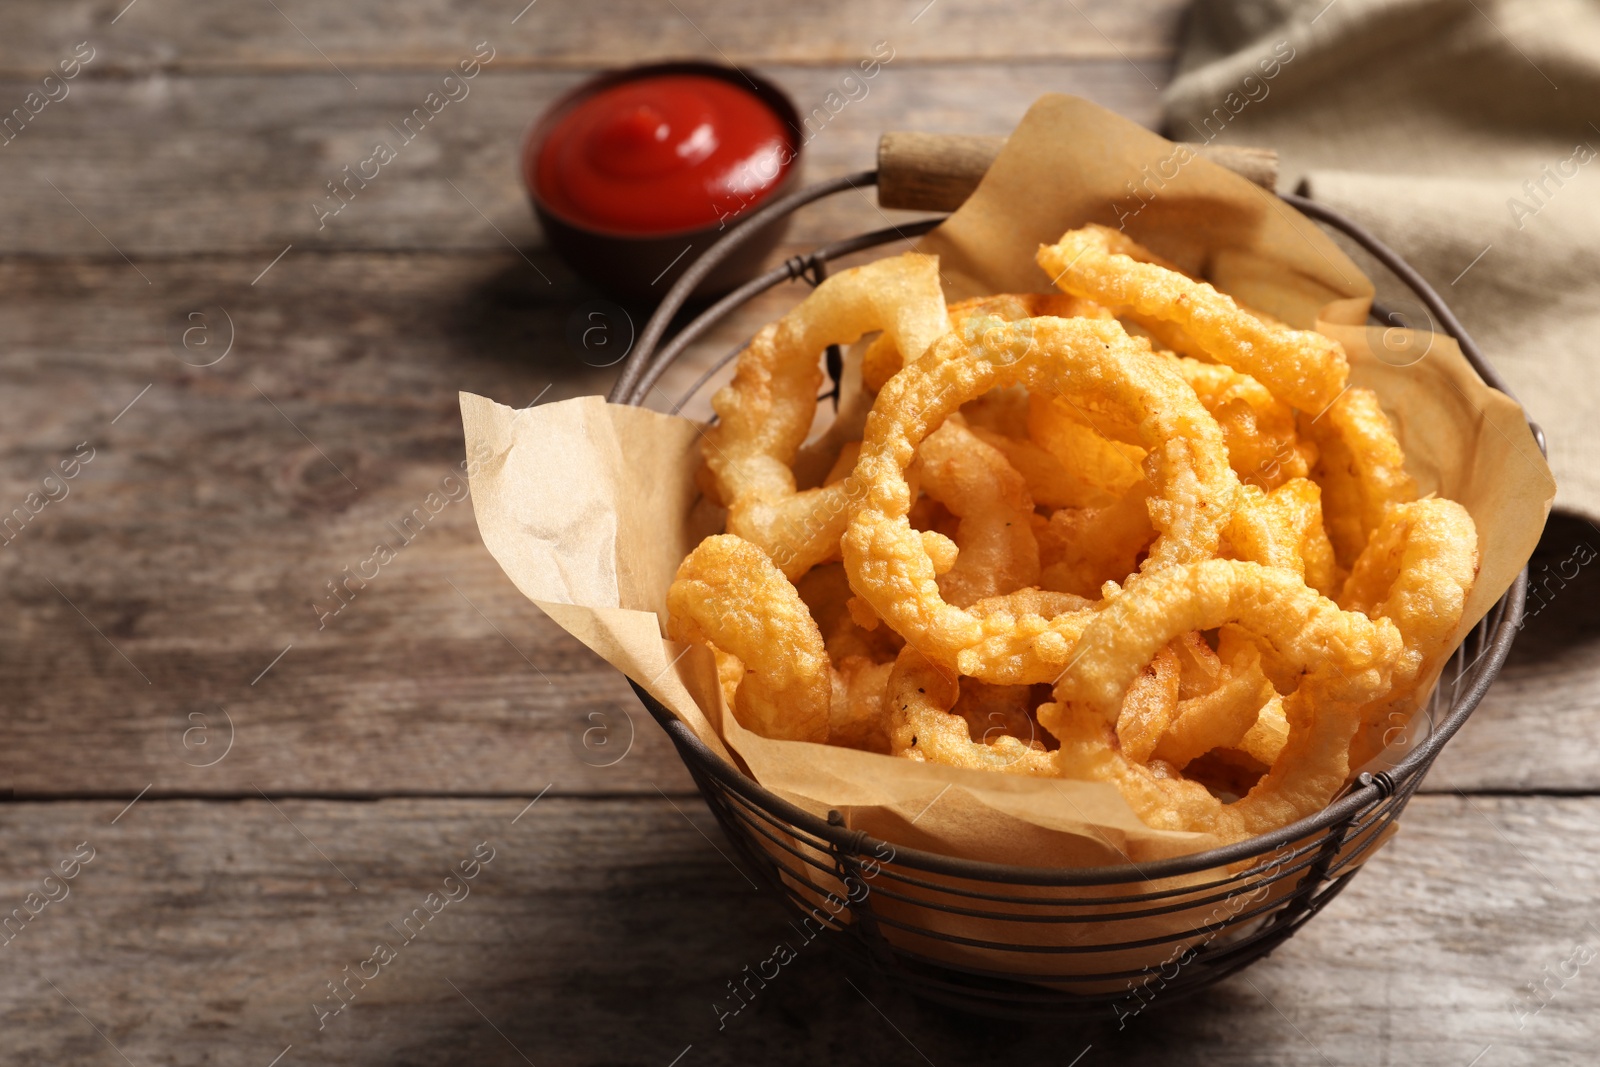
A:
605;169;1540;1020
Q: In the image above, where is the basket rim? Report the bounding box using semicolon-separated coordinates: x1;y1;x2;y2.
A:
612;173;1543;887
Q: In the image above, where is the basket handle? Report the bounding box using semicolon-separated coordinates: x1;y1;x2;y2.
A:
876;131;1279;212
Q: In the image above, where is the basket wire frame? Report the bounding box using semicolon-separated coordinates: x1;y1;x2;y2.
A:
606;173;1540;1019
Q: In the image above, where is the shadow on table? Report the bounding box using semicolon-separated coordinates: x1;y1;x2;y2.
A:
1509;511;1600;661
376;820;1248;1067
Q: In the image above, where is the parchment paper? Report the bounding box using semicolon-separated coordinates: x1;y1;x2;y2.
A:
461;94;1552;873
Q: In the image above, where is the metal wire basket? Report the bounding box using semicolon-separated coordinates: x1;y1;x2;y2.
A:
605;168;1540;1020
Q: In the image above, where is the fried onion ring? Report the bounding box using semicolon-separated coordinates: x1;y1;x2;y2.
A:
1305;386;1419;568
1114;641;1181;763
667;534;831;743
1036;225;1349;413
1152;638;1278;769
1224;477;1340;597
1045;560;1402;839
885;647;1056;774
862;292;1110;393
704;253;948;578
913;420;1040;607
1037;483;1157;597
1340;498;1479;767
844;315;1240;684
1171;356;1315;490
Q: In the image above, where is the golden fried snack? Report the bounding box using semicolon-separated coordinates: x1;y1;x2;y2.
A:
671;225;1484;851
1305;386;1420;568
829;655;896;753
1046;560;1403;840
1026;394;1147;503
885;647;1056;774
1037;484;1157;597
1340;498;1479;767
861;334;901;397
795;562;902;663
1037;705;1224;831
913;420;1040;607
964;386;1131;510
1036;225;1349;413
666;534;831;743
1152;639;1278;769
1171;631;1222;697
703;253;948;579
1171;356;1315;490
969;587;1095;619
1114;642;1180;763
952;679;1048;749
843;315;1241;685
1239;694;1291;768
1062;562;1399;719
863;292;1110;393
1225;478;1340;597
963;424;1108;510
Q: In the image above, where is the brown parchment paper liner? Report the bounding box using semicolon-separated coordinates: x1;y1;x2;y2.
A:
462;95;1552;986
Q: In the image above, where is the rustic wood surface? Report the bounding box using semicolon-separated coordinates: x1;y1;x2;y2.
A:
4;797;1599;1067
0;0;1594;1062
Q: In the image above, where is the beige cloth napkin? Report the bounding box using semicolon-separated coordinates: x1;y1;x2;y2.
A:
1163;0;1596;518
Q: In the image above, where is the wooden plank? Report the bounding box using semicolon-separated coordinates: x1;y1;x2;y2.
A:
1430;512;1600;793
0;794;1595;1065
0;250;702;798
0;0;1186;75
0;62;1164;257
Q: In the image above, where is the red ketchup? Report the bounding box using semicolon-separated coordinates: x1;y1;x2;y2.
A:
536;73;794;235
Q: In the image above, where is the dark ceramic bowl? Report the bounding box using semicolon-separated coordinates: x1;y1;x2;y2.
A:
522;61;804;303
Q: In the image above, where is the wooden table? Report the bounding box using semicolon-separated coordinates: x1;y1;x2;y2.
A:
1;2;1594;1064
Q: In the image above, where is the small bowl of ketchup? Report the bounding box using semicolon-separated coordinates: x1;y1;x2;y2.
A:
524;61;803;302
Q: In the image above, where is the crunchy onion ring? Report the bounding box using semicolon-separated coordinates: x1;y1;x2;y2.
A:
863;292;1110;393
1152;638;1278;769
1340;498;1479;768
1171;356;1315;490
1037;483;1157;598
1061;560;1399;719
885;647;1056;774
704;253;948;578
1225;477;1340;597
1114;641;1181;763
843;315;1240;684
1036;225;1349;413
913;420;1040;607
1046;560;1402;839
1306;386;1419;568
667;534;831;743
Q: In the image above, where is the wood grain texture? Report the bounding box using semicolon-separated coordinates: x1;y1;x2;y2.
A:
2;1;1593;1064
2;795;1596;1066
0;250;702;797
0;0;1188;75
1430;513;1600;792
0;63;1164;257
0;246;1591;797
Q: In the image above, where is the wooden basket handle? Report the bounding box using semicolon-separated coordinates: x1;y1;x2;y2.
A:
876;132;1279;212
